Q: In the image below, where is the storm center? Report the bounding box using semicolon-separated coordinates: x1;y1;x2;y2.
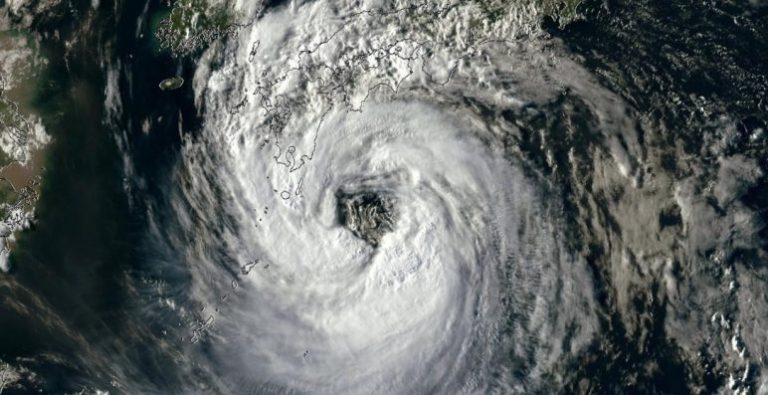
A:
336;190;397;247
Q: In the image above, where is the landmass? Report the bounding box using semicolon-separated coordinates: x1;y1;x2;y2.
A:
159;76;185;90
0;31;50;272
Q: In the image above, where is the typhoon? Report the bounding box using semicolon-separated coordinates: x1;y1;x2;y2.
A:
152;2;607;392
1;0;768;394
170;100;597;393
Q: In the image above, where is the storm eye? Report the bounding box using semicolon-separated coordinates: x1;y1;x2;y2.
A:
336;190;397;247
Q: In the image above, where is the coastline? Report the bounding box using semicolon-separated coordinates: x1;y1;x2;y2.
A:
0;31;50;272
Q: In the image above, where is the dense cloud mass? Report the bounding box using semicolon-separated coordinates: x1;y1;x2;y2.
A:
0;0;767;394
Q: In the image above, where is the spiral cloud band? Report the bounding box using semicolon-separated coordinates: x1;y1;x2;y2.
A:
174;99;597;393
152;1;603;393
2;0;767;393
